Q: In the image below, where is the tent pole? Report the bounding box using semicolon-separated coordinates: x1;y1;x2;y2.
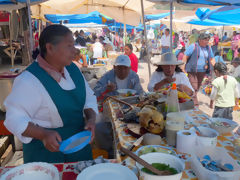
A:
27;0;33;63
220;25;224;56
170;0;173;51
9;11;14;67
124;23;126;46
140;0;151;79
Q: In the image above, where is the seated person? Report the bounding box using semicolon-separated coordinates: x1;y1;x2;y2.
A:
148;52;194;96
94;55;144;100
93;55;144;158
72;48;88;69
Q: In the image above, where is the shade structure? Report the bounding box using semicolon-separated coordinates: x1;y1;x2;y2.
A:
180;0;240;6
31;0;156;26
148;0;240;6
145;12;171;21
188;18;234;26
0;0;45;11
45;11;113;24
195;6;240;25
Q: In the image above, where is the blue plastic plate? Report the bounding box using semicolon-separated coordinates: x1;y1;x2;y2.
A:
59;131;91;154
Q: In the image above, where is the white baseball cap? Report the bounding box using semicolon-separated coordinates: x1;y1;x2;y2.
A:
114;55;131;67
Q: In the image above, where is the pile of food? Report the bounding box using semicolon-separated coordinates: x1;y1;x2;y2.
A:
138;105;165;134
141;163;178;175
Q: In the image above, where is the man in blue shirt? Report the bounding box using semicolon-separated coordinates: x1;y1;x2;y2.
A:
182;33;215;106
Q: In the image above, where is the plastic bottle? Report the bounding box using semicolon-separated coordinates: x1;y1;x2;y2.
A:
166;83;180;113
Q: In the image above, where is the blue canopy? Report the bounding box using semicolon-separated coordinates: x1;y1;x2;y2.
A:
188;19;234;26
180;0;240;6
45;11;113;24
145;12;171;21
195;6;240;25
0;0;41;4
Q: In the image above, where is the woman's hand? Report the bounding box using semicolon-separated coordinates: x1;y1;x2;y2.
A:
154;77;176;91
41;129;62;152
84;109;96;143
85;118;95;143
177;84;193;96
22;122;62;152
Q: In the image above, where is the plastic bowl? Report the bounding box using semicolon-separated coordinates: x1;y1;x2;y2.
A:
0;162;59;180
190;126;219;147
117;89;136;97
210;118;238;134
136;152;185;180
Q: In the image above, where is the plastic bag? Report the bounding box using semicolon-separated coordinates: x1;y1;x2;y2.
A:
226;49;233;61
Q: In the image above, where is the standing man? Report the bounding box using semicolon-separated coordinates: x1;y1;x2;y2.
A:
76;30;86;47
182;32;215;106
160;28;171;54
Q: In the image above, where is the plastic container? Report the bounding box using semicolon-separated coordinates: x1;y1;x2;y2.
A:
190;146;240;180
136;152;185;180
166;112;186;123
210;118;238;134
190;127;219;147
166;120;184;146
166;83;180;113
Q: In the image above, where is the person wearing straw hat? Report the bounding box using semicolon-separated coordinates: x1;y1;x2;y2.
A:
148;52;194;96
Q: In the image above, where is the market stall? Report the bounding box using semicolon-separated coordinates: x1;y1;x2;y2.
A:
102;94;240;179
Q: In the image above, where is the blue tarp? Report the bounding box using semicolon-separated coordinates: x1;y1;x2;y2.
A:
195;6;240;25
0;0;41;4
145;12;171;21
188;19;234;26
45;11;113;24
180;0;240;6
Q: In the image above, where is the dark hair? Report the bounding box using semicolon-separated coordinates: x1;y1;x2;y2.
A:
214;62;228;85
214;51;220;56
80;30;84;34
180;47;185;53
125;44;133;51
165;28;170;32
156;65;183;73
39;24;72;58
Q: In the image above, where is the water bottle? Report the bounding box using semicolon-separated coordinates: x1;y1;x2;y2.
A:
166;83;180;113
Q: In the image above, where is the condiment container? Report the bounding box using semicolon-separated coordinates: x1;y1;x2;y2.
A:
166;120;184;146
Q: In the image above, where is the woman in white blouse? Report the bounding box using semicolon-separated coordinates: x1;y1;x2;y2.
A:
4;25;98;163
148;52;194;96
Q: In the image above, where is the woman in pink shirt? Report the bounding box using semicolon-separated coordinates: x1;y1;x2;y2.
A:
124;44;138;73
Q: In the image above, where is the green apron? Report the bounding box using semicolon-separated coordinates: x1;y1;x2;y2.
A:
23;61;92;163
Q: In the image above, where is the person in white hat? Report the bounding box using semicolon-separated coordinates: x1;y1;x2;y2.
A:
94;54;143;100
148;52;194;96
94;55;143;158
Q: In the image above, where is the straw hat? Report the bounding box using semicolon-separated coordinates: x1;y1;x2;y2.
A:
151;52;184;66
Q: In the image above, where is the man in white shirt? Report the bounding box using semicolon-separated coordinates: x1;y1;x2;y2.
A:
160;28;171;54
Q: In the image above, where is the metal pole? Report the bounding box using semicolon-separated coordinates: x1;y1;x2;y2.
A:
9;12;14;67
170;0;173;51
140;0;151;79
27;0;33;61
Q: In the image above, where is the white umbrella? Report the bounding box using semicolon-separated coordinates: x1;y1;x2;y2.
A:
31;0;155;26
